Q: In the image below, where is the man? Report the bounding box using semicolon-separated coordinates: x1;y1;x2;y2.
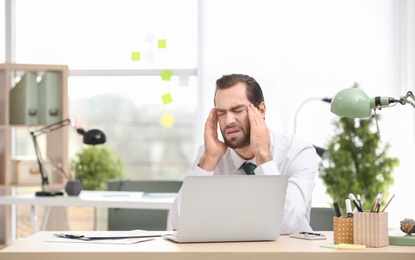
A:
169;74;317;234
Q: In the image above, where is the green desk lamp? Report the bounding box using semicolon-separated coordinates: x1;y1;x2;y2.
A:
330;87;415;245
330;88;415;118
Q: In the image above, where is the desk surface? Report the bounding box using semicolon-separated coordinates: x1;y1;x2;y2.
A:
1;231;415;260
0;190;177;209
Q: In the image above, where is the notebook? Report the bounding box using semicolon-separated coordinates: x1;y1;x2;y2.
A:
164;175;288;243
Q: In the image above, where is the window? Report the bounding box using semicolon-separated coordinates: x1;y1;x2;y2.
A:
13;0;198;180
15;0;197;69
67;75;198;180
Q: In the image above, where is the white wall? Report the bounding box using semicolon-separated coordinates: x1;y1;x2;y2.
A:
198;0;415;227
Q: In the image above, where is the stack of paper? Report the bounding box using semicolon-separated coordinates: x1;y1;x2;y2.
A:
48;230;173;245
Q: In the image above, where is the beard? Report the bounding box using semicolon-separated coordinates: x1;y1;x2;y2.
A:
221;124;250;149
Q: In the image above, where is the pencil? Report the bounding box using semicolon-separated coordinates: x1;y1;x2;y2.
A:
381;194;395;212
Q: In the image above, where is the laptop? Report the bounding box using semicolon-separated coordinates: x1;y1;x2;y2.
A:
164;175;288;243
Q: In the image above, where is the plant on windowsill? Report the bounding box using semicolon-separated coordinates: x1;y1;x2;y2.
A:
318;84;400;212
70;145;125;191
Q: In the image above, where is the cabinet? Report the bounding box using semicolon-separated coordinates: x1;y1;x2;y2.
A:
0;63;68;246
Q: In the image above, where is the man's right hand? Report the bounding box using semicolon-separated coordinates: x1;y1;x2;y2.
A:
198;108;227;171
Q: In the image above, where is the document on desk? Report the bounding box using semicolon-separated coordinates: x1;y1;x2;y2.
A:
48;230;173;245
79;191;145;201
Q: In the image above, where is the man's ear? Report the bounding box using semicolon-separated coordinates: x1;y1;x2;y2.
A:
258;102;266;117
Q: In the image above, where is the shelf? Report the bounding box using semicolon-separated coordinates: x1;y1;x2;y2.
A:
0;63;68;246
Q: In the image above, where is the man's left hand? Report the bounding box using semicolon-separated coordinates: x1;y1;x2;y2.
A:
247;103;272;165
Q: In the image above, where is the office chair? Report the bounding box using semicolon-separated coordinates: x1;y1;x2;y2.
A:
309;207;338;231
107;180;182;231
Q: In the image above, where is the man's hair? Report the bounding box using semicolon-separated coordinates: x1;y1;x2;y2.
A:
215;74;264;108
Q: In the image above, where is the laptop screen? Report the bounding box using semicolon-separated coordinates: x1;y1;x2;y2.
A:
173;175;288;243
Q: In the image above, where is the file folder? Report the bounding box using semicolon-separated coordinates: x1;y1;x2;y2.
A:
38;71;62;124
9;72;39;125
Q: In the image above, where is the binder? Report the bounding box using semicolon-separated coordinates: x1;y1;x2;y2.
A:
9;72;39;125
38;71;62;124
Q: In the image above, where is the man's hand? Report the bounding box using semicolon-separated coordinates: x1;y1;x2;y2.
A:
247;104;272;165
198;108;227;171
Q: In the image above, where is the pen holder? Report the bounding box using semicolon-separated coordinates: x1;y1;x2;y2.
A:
65;180;83;196
333;217;354;244
353;212;388;248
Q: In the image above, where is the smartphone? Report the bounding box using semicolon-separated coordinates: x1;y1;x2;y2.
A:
289;233;327;240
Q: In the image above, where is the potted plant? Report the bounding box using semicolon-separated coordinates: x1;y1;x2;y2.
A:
319;84;400;211
71;145;125;191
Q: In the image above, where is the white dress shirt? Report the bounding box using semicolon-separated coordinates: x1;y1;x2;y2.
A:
169;130;317;234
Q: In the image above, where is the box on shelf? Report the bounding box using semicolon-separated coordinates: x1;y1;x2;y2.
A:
12;157;53;185
9;72;39;125
38;71;62;125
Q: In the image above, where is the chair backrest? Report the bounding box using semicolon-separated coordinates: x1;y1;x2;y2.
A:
309;207;337;231
107;180;182;231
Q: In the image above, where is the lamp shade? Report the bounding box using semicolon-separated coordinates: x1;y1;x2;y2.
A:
83;129;106;145
330;88;371;118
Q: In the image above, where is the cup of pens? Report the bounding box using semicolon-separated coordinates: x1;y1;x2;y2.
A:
352;193;391;248
333;217;354;244
332;201;354;244
353;212;388;247
55;163;83;196
332;193;394;247
65;180;83;196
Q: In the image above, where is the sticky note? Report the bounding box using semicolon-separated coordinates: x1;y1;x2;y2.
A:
145;104;162;116
160;70;173;81
160;113;175;128
161;93;173;105
158;39;167;48
145;33;155;44
144;52;154;61
131;52;141;61
179;76;189;87
320;244;366;250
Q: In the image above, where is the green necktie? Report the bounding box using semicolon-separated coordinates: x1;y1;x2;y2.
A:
241;162;256;175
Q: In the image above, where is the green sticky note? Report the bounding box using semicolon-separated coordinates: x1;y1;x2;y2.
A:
131;52;141;61
160;113;175;129
161;93;173;105
158;39;167;48
160;70;173;81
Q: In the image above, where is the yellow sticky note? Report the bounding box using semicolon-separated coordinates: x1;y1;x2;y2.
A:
160;113;175;128
320;244;366;250
158;39;167;48
160;70;173;81
161;93;173;105
131;52;141;61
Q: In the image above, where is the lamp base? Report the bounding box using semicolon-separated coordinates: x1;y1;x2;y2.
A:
35;190;64;197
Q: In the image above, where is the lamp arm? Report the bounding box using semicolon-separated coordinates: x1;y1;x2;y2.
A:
31;133;48;188
293;97;332;134
400;91;415;109
29;119;71;192
31;118;71;137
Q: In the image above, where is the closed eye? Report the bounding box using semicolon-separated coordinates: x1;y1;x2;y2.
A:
216;110;226;116
216;105;247;116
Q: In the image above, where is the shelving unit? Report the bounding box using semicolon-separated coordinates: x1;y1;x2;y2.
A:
0;63;68;246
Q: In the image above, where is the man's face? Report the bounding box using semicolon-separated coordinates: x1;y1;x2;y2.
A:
214;83;251;149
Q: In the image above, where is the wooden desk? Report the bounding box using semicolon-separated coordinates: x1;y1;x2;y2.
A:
1;231;414;260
